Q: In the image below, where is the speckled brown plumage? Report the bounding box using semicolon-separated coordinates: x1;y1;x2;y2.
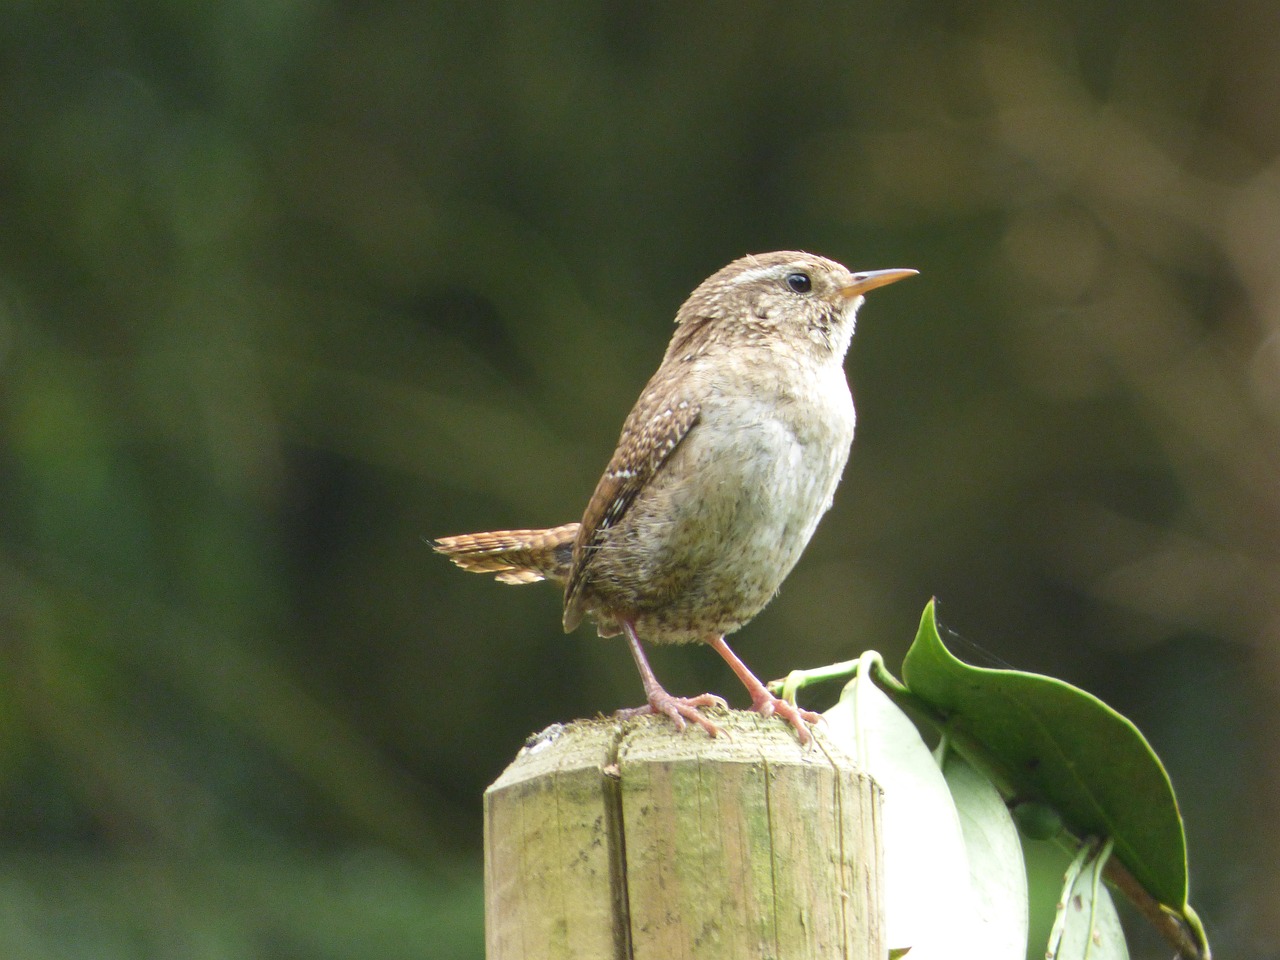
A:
434;251;916;741
433;524;579;584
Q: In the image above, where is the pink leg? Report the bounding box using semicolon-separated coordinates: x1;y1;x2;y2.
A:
707;635;822;744
617;621;727;736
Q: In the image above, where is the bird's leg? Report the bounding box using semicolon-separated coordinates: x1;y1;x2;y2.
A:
615;621;727;736
707;635;822;744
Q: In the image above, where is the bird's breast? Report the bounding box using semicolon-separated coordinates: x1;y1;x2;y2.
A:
588;361;856;641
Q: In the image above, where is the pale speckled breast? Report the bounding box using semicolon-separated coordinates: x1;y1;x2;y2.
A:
583;358;856;643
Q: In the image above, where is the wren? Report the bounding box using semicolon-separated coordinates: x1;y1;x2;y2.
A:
434;251;916;742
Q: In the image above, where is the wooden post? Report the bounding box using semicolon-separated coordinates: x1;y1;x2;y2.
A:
484;711;883;959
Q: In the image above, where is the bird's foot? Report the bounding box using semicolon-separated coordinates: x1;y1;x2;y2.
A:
703;635;823;745
615;691;728;737
749;690;823;745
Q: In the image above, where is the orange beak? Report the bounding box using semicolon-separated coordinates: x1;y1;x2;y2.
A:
840;268;919;299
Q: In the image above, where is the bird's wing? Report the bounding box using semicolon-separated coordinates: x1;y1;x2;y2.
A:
563;383;700;630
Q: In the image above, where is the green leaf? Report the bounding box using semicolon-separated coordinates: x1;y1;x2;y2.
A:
1010;800;1065;842
900;601;1188;912
942;751;1028;960
1047;838;1129;960
824;654;981;960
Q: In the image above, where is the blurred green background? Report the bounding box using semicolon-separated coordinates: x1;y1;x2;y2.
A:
2;1;1276;957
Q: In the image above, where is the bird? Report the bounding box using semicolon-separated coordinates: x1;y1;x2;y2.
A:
434;251;915;743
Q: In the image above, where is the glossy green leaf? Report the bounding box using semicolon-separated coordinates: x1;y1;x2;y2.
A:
900;601;1188;912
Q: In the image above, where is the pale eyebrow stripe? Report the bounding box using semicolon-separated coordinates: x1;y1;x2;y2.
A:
727;264;788;286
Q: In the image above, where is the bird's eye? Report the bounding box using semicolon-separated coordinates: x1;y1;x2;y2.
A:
785;271;811;293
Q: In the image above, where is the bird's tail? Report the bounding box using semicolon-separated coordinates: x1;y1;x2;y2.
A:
432;523;579;585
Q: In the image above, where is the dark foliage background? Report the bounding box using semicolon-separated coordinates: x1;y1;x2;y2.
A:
2;2;1276;957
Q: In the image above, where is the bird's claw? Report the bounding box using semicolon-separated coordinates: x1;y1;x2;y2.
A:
616;691;728;737
751;692;823;745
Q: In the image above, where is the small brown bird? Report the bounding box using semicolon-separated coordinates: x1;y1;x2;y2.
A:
435;251;915;742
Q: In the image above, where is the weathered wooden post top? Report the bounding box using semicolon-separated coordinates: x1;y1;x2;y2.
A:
484;710;884;959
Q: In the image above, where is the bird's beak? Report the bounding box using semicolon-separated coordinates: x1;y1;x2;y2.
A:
840;268;919;299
